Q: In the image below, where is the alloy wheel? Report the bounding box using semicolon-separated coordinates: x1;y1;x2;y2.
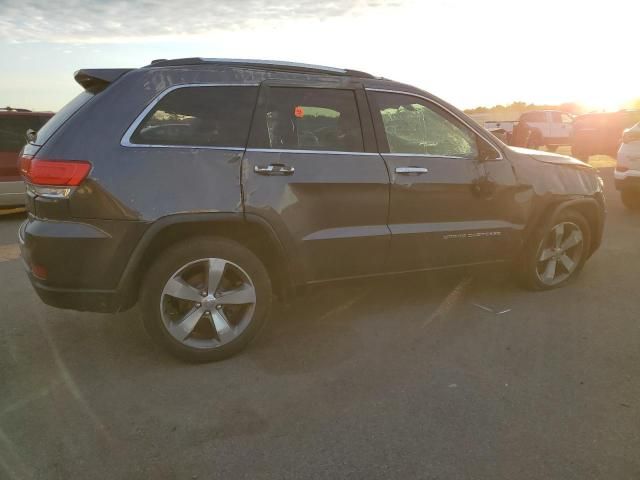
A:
160;258;256;349
535;222;584;286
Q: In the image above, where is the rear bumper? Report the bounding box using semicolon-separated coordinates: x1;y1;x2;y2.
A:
26;274;120;313
19;216;147;313
0;180;25;207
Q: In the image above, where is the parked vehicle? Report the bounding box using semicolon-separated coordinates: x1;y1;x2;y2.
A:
0;108;53;206
571;110;640;161
19;58;605;361
485;110;573;150
614;122;640;209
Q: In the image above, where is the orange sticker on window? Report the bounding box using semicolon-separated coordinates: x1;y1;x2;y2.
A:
294;106;304;118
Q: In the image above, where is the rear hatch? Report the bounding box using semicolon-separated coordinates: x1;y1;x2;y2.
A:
20;68;132;217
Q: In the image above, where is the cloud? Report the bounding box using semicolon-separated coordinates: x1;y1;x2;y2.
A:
0;0;404;44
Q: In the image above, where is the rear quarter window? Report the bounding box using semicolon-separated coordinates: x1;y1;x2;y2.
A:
33;91;94;146
129;86;258;148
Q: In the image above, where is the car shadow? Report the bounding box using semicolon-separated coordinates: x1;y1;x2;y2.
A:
246;265;515;375
43;263;517;378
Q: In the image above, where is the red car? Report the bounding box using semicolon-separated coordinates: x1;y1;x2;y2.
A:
571;110;640;160
0;108;53;206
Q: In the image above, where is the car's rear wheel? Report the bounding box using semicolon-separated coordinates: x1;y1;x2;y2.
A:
141;237;271;362
620;188;640;210
518;210;590;290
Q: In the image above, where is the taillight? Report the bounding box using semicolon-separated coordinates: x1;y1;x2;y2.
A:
19;156;91;198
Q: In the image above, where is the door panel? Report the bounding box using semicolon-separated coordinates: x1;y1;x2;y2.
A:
383;154;506;270
242;84;390;283
243;150;390;281
367;89;520;272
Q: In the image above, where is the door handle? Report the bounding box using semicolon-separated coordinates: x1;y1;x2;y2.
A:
254;164;295;176
395;166;428;175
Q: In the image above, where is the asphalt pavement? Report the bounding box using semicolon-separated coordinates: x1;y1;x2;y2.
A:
1;167;638;480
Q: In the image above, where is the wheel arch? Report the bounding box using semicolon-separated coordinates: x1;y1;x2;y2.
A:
526;196;604;258
115;212;297;310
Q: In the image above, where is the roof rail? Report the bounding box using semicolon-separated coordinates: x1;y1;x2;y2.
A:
145;57;377;79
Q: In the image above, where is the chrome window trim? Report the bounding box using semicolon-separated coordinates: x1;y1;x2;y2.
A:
383;152;474;160
365;88;504;160
246;148;379;156
120;83;259;149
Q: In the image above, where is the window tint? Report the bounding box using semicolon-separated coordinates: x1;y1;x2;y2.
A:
372;92;478;158
33;91;94;146
254;87;364;152
131;86;258;147
0;115;50;152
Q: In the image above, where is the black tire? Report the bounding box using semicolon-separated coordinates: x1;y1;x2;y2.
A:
517;209;591;291
140;236;272;362
620;188;640;211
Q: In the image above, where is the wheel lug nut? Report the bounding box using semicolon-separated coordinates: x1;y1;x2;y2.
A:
195;303;201;308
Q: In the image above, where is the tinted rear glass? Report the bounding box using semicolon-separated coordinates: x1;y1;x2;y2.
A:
32;91;94;146
0;115;50;152
251;87;364;152
130;86;258;147
522;111;546;122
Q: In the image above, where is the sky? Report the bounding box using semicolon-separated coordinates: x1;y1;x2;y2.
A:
0;0;637;112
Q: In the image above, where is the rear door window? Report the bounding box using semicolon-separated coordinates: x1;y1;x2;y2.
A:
130;86;258;148
522;111;546;122
251;87;364;152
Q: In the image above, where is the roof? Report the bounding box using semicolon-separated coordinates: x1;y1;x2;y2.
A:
144;57;378;79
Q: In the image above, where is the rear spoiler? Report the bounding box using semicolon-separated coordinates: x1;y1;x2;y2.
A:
74;68;133;91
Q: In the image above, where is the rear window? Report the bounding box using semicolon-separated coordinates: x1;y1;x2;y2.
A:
130;86;258;148
0;115;50;152
521;111;546;122
251;87;364;152
32;91;94;146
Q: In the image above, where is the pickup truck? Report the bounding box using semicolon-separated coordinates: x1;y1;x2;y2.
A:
485;110;574;150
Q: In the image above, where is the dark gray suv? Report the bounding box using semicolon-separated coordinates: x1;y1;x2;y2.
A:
18;58;605;361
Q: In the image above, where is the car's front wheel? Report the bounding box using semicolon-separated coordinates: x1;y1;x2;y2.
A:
141;237;272;362
518;210;590;290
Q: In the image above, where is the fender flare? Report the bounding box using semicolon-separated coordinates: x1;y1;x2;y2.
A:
531;196;604;256
114;212;299;309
